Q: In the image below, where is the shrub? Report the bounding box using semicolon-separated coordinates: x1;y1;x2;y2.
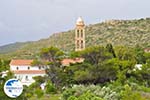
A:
79;92;103;100
35;88;44;98
68;92;104;100
46;80;57;94
62;85;120;100
120;84;146;100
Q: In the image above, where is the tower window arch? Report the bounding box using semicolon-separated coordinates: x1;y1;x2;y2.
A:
81;30;83;33
81;40;83;49
81;30;83;38
77;30;80;38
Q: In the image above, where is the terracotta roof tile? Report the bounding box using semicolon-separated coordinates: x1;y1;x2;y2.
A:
61;58;84;66
10;60;33;66
144;48;150;52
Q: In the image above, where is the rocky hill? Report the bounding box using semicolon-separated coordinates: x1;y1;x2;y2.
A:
0;18;150;59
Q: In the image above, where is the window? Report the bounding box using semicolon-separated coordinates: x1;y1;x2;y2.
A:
77;30;79;38
16;67;19;70
39;66;41;70
25;76;28;80
28;67;30;70
81;29;84;38
81;30;83;33
81;40;83;49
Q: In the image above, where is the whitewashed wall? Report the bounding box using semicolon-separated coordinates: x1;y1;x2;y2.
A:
10;65;45;71
10;65;46;86
15;73;45;86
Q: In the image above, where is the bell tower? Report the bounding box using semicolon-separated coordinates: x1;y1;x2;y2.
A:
75;17;85;51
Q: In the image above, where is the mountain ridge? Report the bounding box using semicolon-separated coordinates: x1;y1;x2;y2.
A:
0;18;150;59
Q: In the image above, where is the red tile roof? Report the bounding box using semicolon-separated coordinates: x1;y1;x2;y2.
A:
61;58;84;66
144;48;150;52
10;60;33;66
12;70;45;74
10;58;84;67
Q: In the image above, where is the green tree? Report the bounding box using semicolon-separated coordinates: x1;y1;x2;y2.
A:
144;53;150;63
46;80;57;94
40;46;64;88
68;46;117;84
33;76;45;85
134;45;146;64
0;59;10;72
106;43;116;58
115;46;136;61
121;85;146;100
81;46;112;65
40;46;64;62
135;63;150;86
35;88;44;98
69;51;81;58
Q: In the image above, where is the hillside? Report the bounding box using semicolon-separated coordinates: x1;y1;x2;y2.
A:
0;18;150;59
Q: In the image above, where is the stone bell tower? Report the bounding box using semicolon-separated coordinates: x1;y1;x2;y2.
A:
75;17;85;51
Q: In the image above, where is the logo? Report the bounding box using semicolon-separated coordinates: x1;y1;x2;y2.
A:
4;79;23;98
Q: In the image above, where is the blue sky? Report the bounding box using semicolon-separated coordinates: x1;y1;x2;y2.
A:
0;0;150;46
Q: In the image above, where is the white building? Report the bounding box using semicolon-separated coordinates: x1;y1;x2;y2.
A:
10;60;46;86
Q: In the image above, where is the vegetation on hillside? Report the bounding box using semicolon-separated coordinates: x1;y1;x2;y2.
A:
0;18;150;59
